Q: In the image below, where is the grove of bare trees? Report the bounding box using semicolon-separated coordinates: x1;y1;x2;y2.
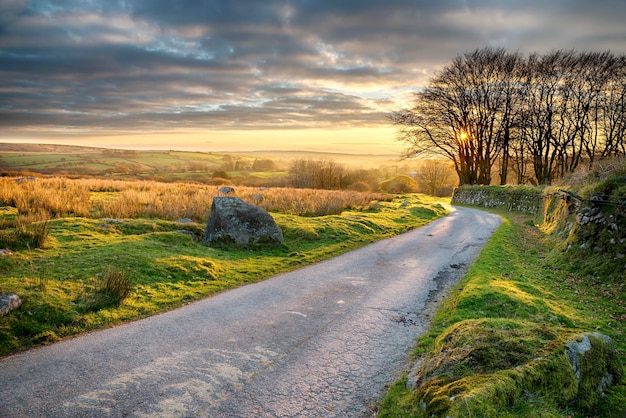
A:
289;159;347;189
392;48;626;185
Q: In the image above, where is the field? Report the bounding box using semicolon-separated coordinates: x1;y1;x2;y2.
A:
3;144;622;416
0;143;401;183
0;143;255;180
0;176;448;356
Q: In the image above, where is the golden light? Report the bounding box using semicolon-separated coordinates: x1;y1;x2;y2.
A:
459;130;468;141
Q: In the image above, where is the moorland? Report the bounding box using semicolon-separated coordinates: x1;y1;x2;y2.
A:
0;143;624;417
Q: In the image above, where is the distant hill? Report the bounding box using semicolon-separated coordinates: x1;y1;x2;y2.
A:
231;149;400;166
0;143;401;182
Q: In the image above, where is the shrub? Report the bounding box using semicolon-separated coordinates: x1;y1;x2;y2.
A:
434;185;455;197
346;181;371;192
212;170;231;179
206;177;233;186
378;175;418;193
77;266;133;312
414;159;456;196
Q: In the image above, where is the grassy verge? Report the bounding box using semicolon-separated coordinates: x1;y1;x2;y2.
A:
0;194;448;357
378;210;625;418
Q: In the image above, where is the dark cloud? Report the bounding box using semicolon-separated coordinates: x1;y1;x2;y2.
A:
1;0;625;138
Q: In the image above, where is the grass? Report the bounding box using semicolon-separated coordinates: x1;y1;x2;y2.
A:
76;266;133;313
377;210;625;418
0;177;391;220
0;191;448;356
0;143;401;185
0;209;51;250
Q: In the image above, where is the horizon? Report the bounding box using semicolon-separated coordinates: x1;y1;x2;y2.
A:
2;1;625;154
0;138;402;158
0;126;403;155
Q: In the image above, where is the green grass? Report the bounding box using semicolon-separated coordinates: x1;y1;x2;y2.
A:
0;147;225;177
0;194;448;356
377;210;625;418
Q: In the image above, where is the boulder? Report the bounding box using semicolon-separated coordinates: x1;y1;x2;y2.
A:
565;332;624;410
0;293;22;316
202;197;284;246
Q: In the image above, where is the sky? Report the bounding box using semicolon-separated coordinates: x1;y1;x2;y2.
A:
1;0;626;154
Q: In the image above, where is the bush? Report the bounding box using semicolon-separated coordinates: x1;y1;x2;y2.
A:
77;267;133;312
346;181;371;192
434;185;455;197
378;175;418;194
212;170;231;179
206;177;233;186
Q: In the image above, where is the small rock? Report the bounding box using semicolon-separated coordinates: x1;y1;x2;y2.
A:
406;358;425;389
0;249;13;256
0;293;22;316
176;230;197;240
218;186;235;195
101;218;126;224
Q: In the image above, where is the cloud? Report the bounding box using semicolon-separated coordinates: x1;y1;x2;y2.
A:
1;0;625;138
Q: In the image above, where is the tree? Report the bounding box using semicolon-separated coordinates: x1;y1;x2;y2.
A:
393;48;626;186
414;160;456;196
288;159;344;189
392;48;523;185
586;54;626;162
252;159;276;172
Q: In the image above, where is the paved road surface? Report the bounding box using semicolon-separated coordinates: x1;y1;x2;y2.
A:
0;206;501;417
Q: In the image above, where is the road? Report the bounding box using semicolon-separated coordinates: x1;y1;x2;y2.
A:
0;206;501;417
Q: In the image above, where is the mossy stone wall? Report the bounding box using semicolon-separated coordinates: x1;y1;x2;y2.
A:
453;185;625;261
415;329;623;417
452;185;543;214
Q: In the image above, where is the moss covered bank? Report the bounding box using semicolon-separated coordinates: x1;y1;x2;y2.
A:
379;181;625;417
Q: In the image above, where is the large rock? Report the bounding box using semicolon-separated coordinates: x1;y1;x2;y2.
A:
565;332;624;411
202;197;284;246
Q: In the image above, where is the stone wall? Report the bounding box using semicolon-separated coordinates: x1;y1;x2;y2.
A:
544;191;625;260
452;185;625;261
451;185;544;214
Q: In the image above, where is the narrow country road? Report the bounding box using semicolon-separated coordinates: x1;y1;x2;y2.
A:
0;207;501;417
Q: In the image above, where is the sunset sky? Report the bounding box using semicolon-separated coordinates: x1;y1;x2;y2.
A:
2;0;626;154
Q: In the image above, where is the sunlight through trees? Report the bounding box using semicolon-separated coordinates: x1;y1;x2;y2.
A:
392;48;626;185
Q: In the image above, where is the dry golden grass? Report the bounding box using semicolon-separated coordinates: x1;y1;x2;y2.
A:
0;177;390;220
0;177;91;217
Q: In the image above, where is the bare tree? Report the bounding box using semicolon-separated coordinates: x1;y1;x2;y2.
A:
589;55;626;161
520;50;626;183
393;48;523;185
288;159;344;189
519;51;569;185
414;159;456;195
394;48;626;186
